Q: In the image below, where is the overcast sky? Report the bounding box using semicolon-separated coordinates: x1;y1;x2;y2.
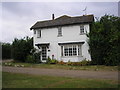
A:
1;2;118;43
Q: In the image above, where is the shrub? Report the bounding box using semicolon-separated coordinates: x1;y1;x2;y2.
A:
50;59;58;64
30;48;42;63
66;60;91;66
46;56;51;64
33;53;41;63
80;60;90;66
71;62;81;66
46;57;58;64
67;60;72;65
26;55;34;63
58;60;65;65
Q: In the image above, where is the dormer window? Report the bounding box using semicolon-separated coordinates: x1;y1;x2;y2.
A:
80;25;84;34
37;30;41;38
58;27;62;37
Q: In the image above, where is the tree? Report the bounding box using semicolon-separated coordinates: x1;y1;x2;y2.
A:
12;36;33;62
88;15;120;65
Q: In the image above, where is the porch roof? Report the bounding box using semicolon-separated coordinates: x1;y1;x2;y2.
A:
58;41;85;45
35;43;50;48
35;43;50;46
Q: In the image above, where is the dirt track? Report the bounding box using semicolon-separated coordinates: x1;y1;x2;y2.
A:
2;66;118;80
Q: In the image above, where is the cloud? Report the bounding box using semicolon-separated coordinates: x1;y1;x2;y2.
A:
87;2;118;17
1;2;118;43
2;3;33;43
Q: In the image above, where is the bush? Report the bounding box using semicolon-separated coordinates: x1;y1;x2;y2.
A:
67;60;72;65
26;55;34;63
46;56;51;64
46;57;58;64
58;60;65;65
33;53;41;63
71;62;81;66
50;59;58;64
66;60;91;66
80;60;89;66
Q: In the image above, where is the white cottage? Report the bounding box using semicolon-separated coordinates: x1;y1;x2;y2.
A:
30;14;94;62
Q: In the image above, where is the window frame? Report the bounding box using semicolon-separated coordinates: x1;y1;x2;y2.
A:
37;29;41;38
61;45;82;57
58;27;62;37
78;45;82;56
34;30;36;34
73;45;77;56
80;25;85;34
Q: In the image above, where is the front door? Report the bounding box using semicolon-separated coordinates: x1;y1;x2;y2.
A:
41;46;47;61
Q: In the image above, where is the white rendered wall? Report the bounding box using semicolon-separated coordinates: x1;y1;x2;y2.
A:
33;24;91;62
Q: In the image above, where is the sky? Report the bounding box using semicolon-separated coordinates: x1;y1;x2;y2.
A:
0;1;119;43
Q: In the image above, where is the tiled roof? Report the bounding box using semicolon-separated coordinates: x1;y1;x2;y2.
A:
30;14;94;30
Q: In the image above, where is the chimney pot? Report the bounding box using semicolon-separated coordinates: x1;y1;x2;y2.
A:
52;14;55;20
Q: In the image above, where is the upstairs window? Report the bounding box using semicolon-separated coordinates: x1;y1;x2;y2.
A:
58;27;62;37
34;30;36;34
80;25;84;34
37;30;41;38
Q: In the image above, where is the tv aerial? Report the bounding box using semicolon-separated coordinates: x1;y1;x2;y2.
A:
83;6;87;15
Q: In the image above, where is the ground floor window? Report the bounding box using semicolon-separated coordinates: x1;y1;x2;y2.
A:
61;45;82;57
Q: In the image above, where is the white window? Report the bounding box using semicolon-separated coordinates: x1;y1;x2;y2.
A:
58;27;62;36
61;45;82;57
80;25;84;34
68;46;72;56
78;45;82;56
37;30;41;38
64;46;69;56
73;45;77;55
34;30;36;34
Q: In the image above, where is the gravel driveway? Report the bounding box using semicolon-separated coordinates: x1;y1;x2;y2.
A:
2;66;118;80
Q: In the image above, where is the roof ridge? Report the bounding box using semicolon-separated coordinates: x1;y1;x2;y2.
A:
55;15;71;20
72;14;94;18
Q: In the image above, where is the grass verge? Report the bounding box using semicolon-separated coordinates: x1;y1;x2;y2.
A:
2;61;118;71
2;72;119;88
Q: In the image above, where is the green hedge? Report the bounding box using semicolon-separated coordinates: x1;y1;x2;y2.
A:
2;43;12;59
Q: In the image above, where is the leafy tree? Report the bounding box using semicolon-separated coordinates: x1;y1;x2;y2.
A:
12;36;33;62
88;15;120;65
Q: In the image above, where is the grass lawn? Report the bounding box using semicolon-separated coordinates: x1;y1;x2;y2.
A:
2;62;118;71
2;72;119;88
